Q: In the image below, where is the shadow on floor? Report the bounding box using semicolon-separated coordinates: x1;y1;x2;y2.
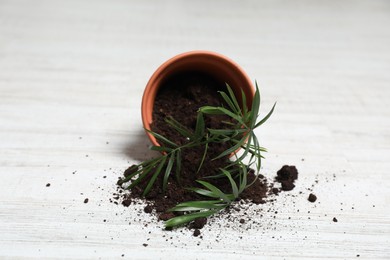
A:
121;129;159;162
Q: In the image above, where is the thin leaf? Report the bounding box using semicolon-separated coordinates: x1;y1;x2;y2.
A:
150;145;173;153
232;133;253;164
241;88;248;118
219;91;238;114
175;149;182;183
214;136;245;159
194;112;205;140
254;102;276;128
208;128;246;136
201;172;228;179
199;106;226;115
126;161;159;190
196;136;208;174
163;152;175;192
187;187;220;198
221;169;239;198
200;106;245;125
225;84;241;113
221;120;239;126
142;156;167;196
250;84;261;128
146;129;178;148
197;180;231;203
125;158;160;182
252;134;262;171
169;200;226;212
165;210;218;228
165;116;193;139
238;164;248;193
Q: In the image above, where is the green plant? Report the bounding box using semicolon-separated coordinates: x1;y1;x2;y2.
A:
117;82;275;228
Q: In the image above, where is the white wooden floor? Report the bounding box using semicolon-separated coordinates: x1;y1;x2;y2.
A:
0;0;389;259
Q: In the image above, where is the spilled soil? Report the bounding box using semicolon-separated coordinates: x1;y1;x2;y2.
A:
115;72;299;233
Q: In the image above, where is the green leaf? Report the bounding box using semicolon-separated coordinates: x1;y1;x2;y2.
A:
142;156;167;196
254;102;276;128
169;200;226;212
259;146;268;152
165;116;193;139
221;120;239;126
241;88;248;118
200;106;245;125
221;169;239;198
250;83;261;128
232;133;253;164
252;134;262;171
150;145;173;153
163;152;175;192
187;187;220;198
197;180;231;203
218;90;239;114
208;128;246;136
214;136;245;159
201;172;227;179
146;129;178;148
194;112;205;140
199;106;225;115
196;136;208;174
175;149;182;183
126;160;159;190
238;164;248;193
165;210;218;228
225;84;242;113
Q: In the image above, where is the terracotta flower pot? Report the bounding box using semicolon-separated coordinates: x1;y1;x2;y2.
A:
141;50;255;147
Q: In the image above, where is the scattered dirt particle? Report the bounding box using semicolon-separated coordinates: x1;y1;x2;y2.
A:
142;243;148;247
308;193;317;202
193;229;201;237
159;212;175;221
46;183;50;187
275;165;298;191
239;219;245;224
144;205;153;213
189;217;207;229
122;199;131;207
84;198;89;204
333;217;338;222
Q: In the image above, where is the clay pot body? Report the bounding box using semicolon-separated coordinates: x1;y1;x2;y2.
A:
141;50;254;147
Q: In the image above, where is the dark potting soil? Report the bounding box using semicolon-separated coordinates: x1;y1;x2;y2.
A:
116;72;298;231
308;193;317;203
275;165;298;191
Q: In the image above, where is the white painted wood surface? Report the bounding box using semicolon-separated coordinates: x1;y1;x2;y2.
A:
0;0;389;259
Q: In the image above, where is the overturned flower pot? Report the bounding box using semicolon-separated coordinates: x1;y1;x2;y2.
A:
141;50;255;148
